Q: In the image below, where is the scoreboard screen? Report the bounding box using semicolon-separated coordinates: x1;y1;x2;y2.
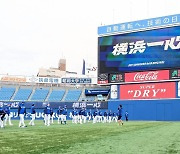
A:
98;26;180;76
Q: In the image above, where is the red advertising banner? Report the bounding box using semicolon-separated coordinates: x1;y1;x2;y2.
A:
120;82;176;100
125;70;169;83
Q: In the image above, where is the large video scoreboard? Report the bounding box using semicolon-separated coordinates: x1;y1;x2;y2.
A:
98;14;180;84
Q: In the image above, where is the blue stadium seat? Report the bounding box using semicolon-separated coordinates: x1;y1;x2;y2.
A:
64;90;82;101
13;88;32;101
30;88;49;101
48;90;65;101
0;87;16;101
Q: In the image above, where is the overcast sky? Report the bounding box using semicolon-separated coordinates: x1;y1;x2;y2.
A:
0;0;179;76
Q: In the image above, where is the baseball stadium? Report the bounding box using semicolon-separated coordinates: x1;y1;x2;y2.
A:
0;10;180;154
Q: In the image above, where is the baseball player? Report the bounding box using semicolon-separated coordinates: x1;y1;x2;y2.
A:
103;110;108;123
108;110;112;123
0;107;6;128
112;112;117;122
50;108;54;124
44;103;51;126
74;108;78;124
29;104;36;126
62;105;67;125
93;110;97;124
83;108;87;123
118;105;124;126
4;104;13;126
57;106;62;124
125;111;129;121
71;108;76;123
87;109;92;122
18;102;27;127
79;108;83;124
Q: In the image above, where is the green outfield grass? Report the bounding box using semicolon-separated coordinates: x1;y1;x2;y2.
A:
0;120;180;154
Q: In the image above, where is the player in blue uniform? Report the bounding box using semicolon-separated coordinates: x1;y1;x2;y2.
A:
50;108;54;124
4;104;13;126
62;105;67;125
44;103;51;126
81;108;85;124
112;112;117;122
83;108;87;123
99;110;103;123
57;106;62;124
125;111;129;121
0;107;6;128
71;108;76;123
87;109;92;122
108;110;112;123
93;110;97;124
79;108;83;124
95;109;100;123
118;105;124;126
29;104;36;126
103;111;108;123
18;102;27;127
74;108;78;124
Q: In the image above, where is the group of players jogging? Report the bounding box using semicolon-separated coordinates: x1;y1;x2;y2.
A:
0;102;127;128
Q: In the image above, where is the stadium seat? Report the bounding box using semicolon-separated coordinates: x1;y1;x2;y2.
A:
64;90;82;101
0;87;16;101
48;90;65;101
13;88;32;101
30;88;49;101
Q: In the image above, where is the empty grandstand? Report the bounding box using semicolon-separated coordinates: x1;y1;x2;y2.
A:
64;90;82;101
30;88;49;101
13;88;32;101
47;89;65;101
0;87;16;101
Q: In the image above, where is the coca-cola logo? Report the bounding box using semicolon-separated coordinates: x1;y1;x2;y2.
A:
134;72;158;81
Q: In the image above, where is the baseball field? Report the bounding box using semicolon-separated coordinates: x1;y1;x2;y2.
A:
1;120;180;154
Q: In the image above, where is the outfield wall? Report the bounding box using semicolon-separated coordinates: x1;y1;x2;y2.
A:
1;100;180;121
108;99;180;121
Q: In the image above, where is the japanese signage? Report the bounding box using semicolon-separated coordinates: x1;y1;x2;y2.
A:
120;82;176;100
72;102;108;109
61;78;91;84
0;76;26;83
26;76;60;84
0;101;108;109
98;26;180;77
98;14;180;35
125;70;169;83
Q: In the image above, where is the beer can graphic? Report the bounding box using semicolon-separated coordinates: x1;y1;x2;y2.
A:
110;85;118;99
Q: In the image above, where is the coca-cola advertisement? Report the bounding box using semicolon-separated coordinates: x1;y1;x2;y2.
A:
120;82;176;100
125;70;169;83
